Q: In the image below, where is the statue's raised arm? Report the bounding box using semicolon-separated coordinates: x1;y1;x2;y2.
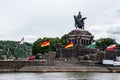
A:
73;11;87;29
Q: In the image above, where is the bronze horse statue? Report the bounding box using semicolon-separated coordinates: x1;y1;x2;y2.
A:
74;11;87;29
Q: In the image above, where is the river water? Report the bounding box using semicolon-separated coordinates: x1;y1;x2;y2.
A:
0;72;120;80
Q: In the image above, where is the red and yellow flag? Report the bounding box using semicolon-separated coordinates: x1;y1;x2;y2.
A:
65;42;73;48
41;40;50;47
107;44;116;51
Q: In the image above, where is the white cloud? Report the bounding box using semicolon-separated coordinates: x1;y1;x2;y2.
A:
88;21;120;43
0;0;120;43
0;33;5;36
24;35;40;43
25;35;39;39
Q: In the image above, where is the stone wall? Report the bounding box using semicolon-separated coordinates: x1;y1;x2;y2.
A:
1;50;120;70
0;60;97;70
0;60;48;69
96;49;120;62
56;46;98;61
56;44;120;62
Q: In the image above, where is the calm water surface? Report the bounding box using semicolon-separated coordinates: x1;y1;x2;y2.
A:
0;72;120;80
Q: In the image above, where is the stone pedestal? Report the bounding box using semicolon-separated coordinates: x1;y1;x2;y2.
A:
56;29;96;60
66;29;94;46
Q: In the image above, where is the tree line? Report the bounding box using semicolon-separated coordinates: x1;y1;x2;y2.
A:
0;40;32;59
32;34;67;55
0;35;119;59
32;35;120;55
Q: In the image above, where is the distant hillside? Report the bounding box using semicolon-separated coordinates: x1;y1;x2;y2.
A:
0;40;32;59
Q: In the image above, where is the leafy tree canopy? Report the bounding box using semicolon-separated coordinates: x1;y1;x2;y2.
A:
96;38;117;50
32;34;67;55
0;40;32;59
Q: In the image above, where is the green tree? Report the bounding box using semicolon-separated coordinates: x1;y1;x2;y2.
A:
96;38;116;50
0;41;32;59
61;34;67;45
114;42;120;49
32;37;61;55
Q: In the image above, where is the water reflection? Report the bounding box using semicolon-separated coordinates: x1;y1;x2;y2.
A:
0;72;120;80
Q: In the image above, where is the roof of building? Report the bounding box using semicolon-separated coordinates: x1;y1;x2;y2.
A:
67;29;93;36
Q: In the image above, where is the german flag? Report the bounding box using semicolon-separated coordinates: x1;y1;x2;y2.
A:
41;40;50;47
65;42;73;48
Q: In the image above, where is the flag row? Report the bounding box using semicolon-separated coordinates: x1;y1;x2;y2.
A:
19;38;117;51
40;40;117;51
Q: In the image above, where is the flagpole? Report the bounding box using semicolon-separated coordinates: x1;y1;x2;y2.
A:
14;37;24;59
48;45;50;66
6;48;9;59
116;49;117;60
74;47;75;65
104;51;105;60
41;40;51;66
73;46;75;65
14;46;17;59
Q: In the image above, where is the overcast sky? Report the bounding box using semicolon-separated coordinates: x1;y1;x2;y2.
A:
0;0;120;43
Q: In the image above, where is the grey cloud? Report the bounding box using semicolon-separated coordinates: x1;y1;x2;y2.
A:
107;25;120;35
108;31;120;34
117;9;120;13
